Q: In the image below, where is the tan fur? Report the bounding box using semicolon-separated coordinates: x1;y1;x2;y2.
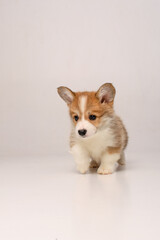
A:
107;146;121;154
69;91;114;127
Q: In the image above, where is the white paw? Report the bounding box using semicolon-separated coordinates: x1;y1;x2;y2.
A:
97;165;115;175
77;164;89;174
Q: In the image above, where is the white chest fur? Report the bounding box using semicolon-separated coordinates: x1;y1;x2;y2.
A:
74;127;114;161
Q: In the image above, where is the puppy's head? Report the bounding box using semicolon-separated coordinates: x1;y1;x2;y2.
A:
57;83;116;138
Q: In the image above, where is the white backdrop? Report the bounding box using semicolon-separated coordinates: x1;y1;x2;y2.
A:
0;0;160;156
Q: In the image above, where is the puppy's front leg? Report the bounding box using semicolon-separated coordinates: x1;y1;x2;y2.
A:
71;144;90;174
97;150;120;175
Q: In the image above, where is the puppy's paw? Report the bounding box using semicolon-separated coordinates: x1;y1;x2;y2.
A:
77;164;89;174
118;152;126;165
89;160;99;168
118;158;125;165
97;165;115;175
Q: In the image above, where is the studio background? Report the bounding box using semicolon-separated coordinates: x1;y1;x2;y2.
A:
1;1;160;240
0;0;160;156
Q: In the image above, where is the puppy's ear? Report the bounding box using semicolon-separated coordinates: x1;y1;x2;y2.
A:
57;86;75;104
96;83;116;103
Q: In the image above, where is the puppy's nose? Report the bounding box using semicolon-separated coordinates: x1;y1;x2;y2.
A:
78;129;87;136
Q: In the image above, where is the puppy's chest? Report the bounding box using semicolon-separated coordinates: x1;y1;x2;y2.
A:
82;129;114;159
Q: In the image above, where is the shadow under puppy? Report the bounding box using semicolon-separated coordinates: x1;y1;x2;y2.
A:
57;83;128;174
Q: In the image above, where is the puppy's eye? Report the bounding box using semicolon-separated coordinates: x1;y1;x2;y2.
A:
74;115;79;121
89;115;96;120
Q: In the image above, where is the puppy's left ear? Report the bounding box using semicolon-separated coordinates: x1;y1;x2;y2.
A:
96;83;116;103
57;86;75;104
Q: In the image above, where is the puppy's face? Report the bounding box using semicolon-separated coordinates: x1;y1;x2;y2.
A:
57;83;116;138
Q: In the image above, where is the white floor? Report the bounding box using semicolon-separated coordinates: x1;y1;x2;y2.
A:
0;153;160;240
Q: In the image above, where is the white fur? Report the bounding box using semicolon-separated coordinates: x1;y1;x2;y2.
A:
97;152;120;174
76;96;97;138
79;96;87;115
76;119;97;138
71;144;90;174
70;117;118;174
80;128;114;161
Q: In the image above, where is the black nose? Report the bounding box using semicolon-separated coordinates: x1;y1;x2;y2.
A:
78;129;87;136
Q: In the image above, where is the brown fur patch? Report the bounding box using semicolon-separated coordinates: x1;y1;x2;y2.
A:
107;146;121;154
68;91;114;127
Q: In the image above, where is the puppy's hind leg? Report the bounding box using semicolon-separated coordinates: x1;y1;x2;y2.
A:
90;160;99;168
118;151;126;165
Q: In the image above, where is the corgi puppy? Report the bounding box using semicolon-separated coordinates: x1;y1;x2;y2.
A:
57;83;128;174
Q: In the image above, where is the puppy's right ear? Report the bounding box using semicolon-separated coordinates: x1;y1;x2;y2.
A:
57;86;75;104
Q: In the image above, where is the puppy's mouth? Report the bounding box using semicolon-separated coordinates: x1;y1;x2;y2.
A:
77;134;87;139
80;135;87;138
76;130;97;139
